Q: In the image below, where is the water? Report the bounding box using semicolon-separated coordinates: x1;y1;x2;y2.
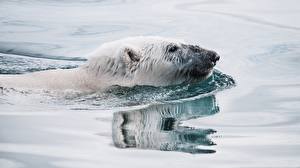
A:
0;0;300;167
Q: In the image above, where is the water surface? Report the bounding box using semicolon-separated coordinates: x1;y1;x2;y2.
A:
0;0;300;167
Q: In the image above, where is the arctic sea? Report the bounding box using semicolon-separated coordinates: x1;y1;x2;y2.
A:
0;0;300;167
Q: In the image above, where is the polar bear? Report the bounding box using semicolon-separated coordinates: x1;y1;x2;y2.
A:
0;36;220;91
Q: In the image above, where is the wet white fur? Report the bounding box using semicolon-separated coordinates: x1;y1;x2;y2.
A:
0;36;191;91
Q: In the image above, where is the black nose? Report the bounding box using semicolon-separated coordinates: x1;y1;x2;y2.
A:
208;51;220;63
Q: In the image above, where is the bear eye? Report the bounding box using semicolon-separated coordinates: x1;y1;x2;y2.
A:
168;45;178;53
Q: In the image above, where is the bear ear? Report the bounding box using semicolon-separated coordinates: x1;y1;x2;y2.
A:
124;47;141;62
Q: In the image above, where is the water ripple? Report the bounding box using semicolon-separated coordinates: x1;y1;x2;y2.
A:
0;53;82;74
0;42;87;61
65;70;235;108
175;1;300;31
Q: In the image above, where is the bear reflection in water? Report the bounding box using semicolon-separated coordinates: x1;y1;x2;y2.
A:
112;95;219;154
